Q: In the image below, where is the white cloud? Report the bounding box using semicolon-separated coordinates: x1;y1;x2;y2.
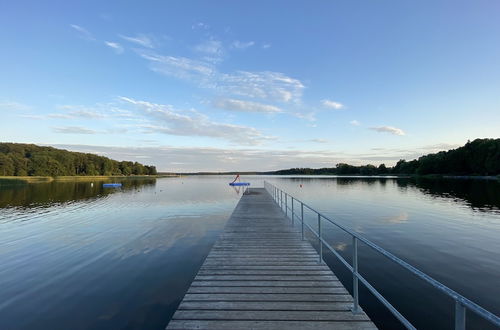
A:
262;43;272;49
232;41;255;49
119;34;154;48
53;126;98;134
213;98;282;113
70;24;95;41
350;120;360;126
322;99;344;110
119;96;273;145
369;126;405;136
104;41;124;54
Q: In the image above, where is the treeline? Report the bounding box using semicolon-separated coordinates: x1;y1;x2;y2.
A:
0;143;157;177
273;138;500;176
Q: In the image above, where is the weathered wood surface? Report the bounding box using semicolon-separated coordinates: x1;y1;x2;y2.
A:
166;188;376;330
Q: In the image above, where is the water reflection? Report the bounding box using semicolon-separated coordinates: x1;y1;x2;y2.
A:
0;178;156;208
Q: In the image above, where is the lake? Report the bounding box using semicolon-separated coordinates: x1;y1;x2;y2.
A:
0;176;499;329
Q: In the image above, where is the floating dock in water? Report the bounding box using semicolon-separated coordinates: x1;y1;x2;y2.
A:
166;188;376;329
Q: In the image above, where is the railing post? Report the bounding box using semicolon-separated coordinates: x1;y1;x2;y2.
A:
280;190;283;209
318;214;323;263
291;198;294;226
352;236;360;313
455;300;466;330
285;193;288;217
301;203;304;240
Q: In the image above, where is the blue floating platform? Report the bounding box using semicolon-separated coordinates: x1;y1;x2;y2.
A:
103;183;122;188
229;182;250;186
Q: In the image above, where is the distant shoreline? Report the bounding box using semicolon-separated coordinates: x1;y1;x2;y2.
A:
0;174;177;184
173;173;500;180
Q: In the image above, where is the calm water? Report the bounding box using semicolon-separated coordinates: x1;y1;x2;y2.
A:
0;176;499;329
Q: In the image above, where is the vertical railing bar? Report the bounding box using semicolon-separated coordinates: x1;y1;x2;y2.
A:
285;192;288;217
280;190;283;209
318;213;323;264
455;300;466;330
292;197;294;226
301;202;304;240
352;236;360;313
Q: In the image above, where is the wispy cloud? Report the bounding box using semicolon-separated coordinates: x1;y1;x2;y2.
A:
192;22;210;30
104;41;124;54
213;98;282;113
55;105;107;119
262;43;272;49
195;39;223;55
53;126;98;134
120;96;273;145
70;24;95;41
293;112;316;122
138;50;215;82
194;39;224;63
321;99;344;110
219;71;304;103
138;50;304;103
369;126;405;136
0;101;32;111
350;120;360;126
232;40;255;49
119;34;154;48
309;138;329;143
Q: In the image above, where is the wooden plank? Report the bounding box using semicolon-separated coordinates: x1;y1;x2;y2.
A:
172;310;371;321
194;275;340;281
191;280;342;287
200;265;331;270
197;270;334;275
167;320;377;330
182;293;353;302
178;301;354;311
187;286;349;294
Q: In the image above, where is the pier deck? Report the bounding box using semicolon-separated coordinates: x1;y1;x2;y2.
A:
166;188;376;329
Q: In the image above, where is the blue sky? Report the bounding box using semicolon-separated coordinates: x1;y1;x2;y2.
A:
1;1;499;171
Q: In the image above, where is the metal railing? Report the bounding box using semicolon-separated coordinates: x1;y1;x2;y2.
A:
264;181;500;330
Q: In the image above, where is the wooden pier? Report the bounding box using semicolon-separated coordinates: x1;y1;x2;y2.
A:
166;188;376;329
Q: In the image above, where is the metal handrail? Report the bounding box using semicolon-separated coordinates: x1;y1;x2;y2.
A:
264;181;500;330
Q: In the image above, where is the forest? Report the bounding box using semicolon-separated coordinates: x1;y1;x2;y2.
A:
0;143;157;177
272;138;500;176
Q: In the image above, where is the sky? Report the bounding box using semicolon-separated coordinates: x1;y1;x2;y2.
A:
1;1;499;172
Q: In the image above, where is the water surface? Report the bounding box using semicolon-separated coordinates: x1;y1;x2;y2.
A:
0;176;499;329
